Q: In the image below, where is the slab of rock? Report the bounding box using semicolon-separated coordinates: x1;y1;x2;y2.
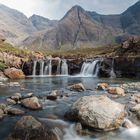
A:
8;116;58;140
96;83;109;90
21;97;42;110
65;95;125;131
6;107;25;115
4;67;25;79
107;87;125;96
68;83;86;92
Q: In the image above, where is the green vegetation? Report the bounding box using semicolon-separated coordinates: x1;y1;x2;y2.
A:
0;42;31;57
43;45;120;58
0;62;7;71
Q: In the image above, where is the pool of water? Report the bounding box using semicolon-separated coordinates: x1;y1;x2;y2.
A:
0;76;140;140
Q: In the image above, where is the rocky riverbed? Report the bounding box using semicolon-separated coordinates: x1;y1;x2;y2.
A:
0;76;140;140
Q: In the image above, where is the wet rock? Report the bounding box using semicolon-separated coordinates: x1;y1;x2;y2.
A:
0;103;7;111
10;95;20;102
121;82;140;91
6;98;16;105
122;119;134;128
6;107;25;115
96;83;109;90
136;110;140;120
14;93;22;98
131;93;140;103
65;95;125;131
47;95;57;101
0;71;8;81
4;67;25;79
107;87;125;96
75;123;83;134
22;93;33;99
21;97;42;110
130;104;140;112
8;116;58;140
68;83;86;92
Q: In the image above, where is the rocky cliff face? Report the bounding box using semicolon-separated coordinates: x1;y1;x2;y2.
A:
29;14;58;31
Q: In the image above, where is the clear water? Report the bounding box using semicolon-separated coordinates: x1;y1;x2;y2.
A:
0;76;139;140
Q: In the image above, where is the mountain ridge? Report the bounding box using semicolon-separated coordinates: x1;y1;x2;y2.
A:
0;1;139;50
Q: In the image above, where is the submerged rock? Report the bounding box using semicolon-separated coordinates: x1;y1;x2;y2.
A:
21;97;42;110
68;83;86;92
65;95;125;131
4;67;25;79
107;87;125;96
8;116;58;140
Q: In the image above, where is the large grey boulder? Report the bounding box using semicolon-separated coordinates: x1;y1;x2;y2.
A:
8;116;58;140
65;95;125;131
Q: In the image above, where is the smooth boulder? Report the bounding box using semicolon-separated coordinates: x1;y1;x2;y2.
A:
8;116;58;140
68;83;86;92
4;67;25;79
65;95;125;131
96;83;109;90
107;87;125;96
21;97;42;110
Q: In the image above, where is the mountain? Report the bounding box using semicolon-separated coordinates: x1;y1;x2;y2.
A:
89;0;140;41
0;4;36;45
23;6;118;50
0;1;140;50
29;14;58;31
120;0;140;35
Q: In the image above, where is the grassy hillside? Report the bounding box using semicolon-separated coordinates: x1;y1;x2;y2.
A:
0;42;31;57
43;45;120;58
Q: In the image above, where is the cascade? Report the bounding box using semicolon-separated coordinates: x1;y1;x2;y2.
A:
48;59;52;75
80;59;99;77
110;58;116;78
44;65;48;75
39;60;45;75
61;59;68;75
56;59;61;75
32;60;37;76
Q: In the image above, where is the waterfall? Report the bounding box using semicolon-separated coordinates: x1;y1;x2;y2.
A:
39;60;45;75
110;58;116;78
80;60;99;77
32;60;37;76
44;65;48;75
61;59;68;75
43;59;52;76
48;59;52;76
57;59;61;75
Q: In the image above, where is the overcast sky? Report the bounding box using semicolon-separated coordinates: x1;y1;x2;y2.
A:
0;0;139;19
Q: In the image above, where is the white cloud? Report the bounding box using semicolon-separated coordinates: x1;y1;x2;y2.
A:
0;0;139;19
